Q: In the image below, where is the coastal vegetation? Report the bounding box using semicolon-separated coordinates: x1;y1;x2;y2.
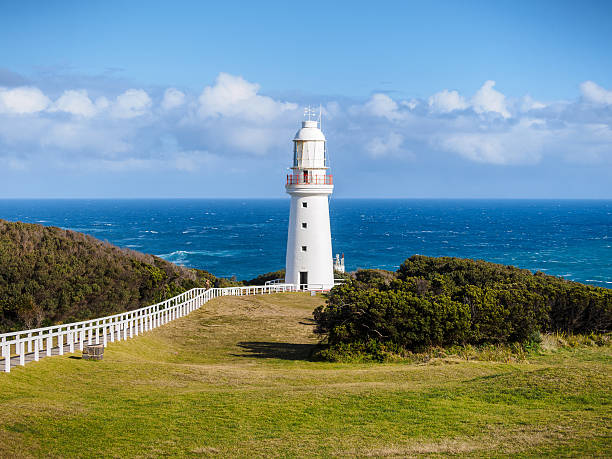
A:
0;293;609;457
244;269;285;285
0;220;224;332
314;255;611;361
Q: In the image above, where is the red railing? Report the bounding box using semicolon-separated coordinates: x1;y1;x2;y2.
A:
286;174;333;185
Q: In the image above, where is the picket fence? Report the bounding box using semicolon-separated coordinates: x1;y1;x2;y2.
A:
0;283;300;373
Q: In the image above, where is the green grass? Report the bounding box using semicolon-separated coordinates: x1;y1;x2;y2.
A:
1;292;610;458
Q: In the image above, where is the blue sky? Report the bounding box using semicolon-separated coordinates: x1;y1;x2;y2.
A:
1;0;611;198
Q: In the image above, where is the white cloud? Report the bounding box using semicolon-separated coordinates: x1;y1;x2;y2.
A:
223;125;287;154
520;95;546;112
554;122;612;164
428;89;468;113
198;73;296;121
324;101;341;119
111;89;152;119
434;118;548;165
401;99;419;110
51;89;97;117
0;86;50;114
471;80;510;118
366;132;404;157
161;87;185;110
40;120;131;154
580;81;612;105
95;96;110;110
364;93;402;120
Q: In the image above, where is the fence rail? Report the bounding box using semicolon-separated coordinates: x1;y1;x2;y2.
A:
0;283;299;373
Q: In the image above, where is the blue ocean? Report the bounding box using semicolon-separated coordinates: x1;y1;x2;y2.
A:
0;199;610;288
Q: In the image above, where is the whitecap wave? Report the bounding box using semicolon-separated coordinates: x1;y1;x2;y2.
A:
157;249;241;260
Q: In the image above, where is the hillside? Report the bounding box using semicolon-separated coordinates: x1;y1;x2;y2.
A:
0;219;219;332
0;293;610;457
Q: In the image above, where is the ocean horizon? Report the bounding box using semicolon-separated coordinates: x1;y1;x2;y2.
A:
1;198;610;288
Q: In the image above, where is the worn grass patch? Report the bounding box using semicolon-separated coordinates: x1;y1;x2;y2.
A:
1;292;610;458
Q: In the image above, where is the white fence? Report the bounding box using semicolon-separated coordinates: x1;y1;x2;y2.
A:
265;279;284;285
265;279;335;292
0;283;299;373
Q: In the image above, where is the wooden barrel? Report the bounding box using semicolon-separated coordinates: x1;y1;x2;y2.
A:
83;343;104;360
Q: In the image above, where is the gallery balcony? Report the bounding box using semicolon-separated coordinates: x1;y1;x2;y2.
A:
286;174;333;185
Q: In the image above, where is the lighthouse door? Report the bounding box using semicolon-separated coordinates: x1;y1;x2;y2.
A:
299;271;308;290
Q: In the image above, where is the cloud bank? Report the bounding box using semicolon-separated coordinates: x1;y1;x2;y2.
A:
0;73;611;178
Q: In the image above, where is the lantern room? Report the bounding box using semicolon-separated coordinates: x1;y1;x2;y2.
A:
292;120;327;169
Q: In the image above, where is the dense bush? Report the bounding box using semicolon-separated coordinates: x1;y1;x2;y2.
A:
314;256;611;353
398;255;611;335
244;270;285;286
0;220;221;332
315;285;470;349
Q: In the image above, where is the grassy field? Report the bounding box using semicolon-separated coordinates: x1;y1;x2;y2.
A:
0;292;610;458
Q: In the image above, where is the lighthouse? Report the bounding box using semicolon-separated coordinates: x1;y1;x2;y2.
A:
284;115;334;290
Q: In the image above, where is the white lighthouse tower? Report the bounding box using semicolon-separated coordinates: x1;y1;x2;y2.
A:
284;113;334;290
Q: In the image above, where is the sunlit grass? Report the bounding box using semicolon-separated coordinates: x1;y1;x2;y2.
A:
1;292;610;457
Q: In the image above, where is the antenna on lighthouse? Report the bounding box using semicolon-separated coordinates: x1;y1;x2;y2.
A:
318;103;322;130
304;105;317;121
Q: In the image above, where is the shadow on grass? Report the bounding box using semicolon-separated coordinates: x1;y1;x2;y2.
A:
234;342;318;361
299;317;317;326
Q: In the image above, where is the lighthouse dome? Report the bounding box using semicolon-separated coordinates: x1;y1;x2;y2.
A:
294;120;326;141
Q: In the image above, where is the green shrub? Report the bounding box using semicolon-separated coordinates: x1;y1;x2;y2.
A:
315;282;470;350
352;269;397;289
399;255;611;334
313;255;611;358
244;270;285;285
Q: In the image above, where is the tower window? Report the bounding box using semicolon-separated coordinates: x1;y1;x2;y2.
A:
301;246;307;252
302;202;307;208
302;222;307;229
